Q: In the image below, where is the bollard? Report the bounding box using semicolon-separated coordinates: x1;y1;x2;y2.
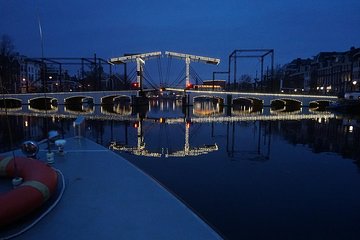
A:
73;116;85;138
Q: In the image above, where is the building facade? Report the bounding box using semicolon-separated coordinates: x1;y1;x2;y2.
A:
19;56;42;93
282;47;360;95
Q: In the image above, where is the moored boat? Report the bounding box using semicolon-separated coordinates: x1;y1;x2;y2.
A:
327;92;360;113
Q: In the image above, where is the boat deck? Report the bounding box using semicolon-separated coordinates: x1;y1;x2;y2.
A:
1;137;221;240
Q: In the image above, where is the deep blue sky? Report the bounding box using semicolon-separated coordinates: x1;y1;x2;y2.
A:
1;0;359;81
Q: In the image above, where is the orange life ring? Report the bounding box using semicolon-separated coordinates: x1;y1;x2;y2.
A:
0;156;58;227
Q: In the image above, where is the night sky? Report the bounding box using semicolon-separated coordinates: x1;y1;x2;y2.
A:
1;0;359;80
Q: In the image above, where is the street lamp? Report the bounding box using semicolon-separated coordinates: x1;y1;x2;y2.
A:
352;80;357;91
22;78;28;93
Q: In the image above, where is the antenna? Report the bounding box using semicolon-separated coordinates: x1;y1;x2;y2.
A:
37;5;54;162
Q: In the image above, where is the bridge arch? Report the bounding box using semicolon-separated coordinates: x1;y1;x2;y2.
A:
232;97;263;114
101;95;131;105
29;97;58;111
309;100;334;110
232;97;263;107
193;95;224;105
271;98;302;112
193;95;224;116
0;98;22;109
64;96;94;105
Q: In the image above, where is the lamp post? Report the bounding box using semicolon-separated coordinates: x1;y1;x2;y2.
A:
22;78;28;93
352;80;357;91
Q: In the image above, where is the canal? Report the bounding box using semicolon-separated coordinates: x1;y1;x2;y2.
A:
1;99;360;239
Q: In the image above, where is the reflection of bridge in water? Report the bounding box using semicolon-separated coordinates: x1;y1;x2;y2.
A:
109;120;219;158
0;103;335;123
1;100;335;158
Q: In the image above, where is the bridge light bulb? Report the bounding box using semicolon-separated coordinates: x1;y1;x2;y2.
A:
349;125;354;133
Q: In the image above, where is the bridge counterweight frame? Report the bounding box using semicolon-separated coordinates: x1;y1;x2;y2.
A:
228;49;274;92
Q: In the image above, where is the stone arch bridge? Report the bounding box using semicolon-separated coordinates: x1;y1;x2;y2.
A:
0;90;139;108
168;88;338;109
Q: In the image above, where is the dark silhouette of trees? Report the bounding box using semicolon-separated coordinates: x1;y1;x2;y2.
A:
0;35;19;93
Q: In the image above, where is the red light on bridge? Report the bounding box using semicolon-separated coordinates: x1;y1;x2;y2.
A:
133;121;139;128
186;83;193;89
131;82;139;89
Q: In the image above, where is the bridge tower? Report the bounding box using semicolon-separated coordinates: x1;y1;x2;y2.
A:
110;52;161;96
165;51;220;88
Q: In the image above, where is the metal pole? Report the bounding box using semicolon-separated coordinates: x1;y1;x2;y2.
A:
271;50;274;92
212;72;215;91
228;55;231;90
260;57;264;92
185;56;190;88
124;63;127;89
81;58;84;91
109;63;113;90
94;53;97;91
98;59;101;91
136;58;145;97
59;63;62;92
234;54;237;91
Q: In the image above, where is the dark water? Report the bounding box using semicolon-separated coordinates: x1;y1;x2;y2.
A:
1;100;360;239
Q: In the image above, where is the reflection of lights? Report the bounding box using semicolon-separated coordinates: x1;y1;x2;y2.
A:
186;122;191;128
167;88;338;99
109;142;218;158
28;106;58;113
24;120;28;127
270;108;301;115
193;101;223;116
1;107;335;124
232;108;261;116
109;142;162;157
349;125;354;133
0;106;22;111
110;104;132;115
166;144;218;157
160;101;164;111
133;121;139;128
65;107;94;115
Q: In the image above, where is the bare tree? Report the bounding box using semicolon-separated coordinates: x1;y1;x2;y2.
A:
238;74;253;91
0;35;19;93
